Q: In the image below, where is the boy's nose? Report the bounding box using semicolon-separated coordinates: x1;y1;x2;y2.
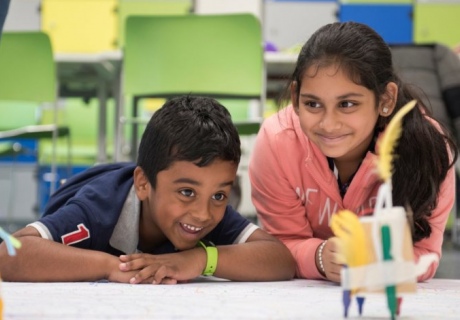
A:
190;200;212;222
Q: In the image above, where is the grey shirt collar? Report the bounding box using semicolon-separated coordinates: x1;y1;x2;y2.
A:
109;186;141;254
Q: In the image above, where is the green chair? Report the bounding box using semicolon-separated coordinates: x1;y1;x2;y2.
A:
117;0;192;49
39;97;116;166
0;32;71;195
116;13;264;160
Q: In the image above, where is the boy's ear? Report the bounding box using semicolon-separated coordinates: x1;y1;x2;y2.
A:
134;166;150;200
379;82;398;117
290;81;299;113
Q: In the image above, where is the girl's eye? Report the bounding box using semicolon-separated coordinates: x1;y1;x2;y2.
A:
180;189;195;197
212;193;227;201
339;101;355;108
304;101;321;109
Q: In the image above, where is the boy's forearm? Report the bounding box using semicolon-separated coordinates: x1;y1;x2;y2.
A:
214;240;296;281
0;236;116;282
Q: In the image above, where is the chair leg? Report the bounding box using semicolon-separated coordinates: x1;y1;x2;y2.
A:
6;151;18;230
114;64;124;162
49;127;58;196
131;96;139;161
65;134;72;181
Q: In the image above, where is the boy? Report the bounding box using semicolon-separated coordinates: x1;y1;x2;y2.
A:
0;96;295;284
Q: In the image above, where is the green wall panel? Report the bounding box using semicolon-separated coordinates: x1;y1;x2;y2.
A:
414;3;460;48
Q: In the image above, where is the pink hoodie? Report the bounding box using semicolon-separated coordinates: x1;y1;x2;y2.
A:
249;105;455;281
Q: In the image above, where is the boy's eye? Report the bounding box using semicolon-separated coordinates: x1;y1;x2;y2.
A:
180;189;195;197
212;193;227;201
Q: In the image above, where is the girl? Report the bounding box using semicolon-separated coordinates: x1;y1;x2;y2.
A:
249;22;458;282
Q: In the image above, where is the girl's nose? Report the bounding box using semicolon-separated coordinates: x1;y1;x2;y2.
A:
319;110;342;132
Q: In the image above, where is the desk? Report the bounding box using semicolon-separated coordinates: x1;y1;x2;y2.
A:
265;52;297;100
2;278;460;319
54;51;297;163
55;51;122;164
265;51;297;77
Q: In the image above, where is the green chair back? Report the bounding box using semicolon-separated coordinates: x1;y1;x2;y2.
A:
0;32;56;102
118;0;192;49
0;31;66;196
124;14;263;99
0;32;57;133
118;13;264;160
39;97;116;165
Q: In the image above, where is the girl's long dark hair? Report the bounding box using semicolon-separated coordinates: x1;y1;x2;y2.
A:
282;22;458;242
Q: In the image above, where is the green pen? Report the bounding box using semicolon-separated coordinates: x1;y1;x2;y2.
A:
381;225;397;320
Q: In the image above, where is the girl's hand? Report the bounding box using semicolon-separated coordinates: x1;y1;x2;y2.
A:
118;248;206;284
316;237;345;283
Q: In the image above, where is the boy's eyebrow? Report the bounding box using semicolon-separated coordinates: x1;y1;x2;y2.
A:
299;93;365;99
173;178;234;188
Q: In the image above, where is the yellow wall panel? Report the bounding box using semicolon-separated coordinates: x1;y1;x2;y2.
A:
42;0;118;53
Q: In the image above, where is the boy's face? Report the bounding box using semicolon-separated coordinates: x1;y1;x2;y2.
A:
134;160;238;251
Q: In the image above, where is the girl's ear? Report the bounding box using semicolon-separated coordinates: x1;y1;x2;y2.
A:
290;81;299;113
379;82;398;117
134;166;150;200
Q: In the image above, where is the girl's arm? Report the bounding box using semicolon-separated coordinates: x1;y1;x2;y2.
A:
248;117;326;280
413;164;456;281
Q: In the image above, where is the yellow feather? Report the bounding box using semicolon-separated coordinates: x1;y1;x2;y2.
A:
330;210;368;266
376;100;417;182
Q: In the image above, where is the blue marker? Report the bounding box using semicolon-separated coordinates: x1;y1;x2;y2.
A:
356;296;365;316
342;265;352;318
343;289;351;318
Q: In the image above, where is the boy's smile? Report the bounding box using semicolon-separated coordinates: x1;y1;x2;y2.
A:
135;160;237;252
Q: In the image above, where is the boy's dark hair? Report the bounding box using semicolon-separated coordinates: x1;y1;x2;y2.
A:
137;95;241;188
284;21;458;242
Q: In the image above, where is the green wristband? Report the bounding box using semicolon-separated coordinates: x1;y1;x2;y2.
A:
198;240;218;276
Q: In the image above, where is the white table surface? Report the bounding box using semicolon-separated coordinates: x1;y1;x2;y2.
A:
3;278;459;319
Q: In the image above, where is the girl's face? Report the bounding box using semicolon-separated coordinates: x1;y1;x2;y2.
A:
292;64;391;163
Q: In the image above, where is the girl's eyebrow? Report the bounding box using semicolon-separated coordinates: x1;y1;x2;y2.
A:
299;92;365;100
299;93;320;99
336;93;365;99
